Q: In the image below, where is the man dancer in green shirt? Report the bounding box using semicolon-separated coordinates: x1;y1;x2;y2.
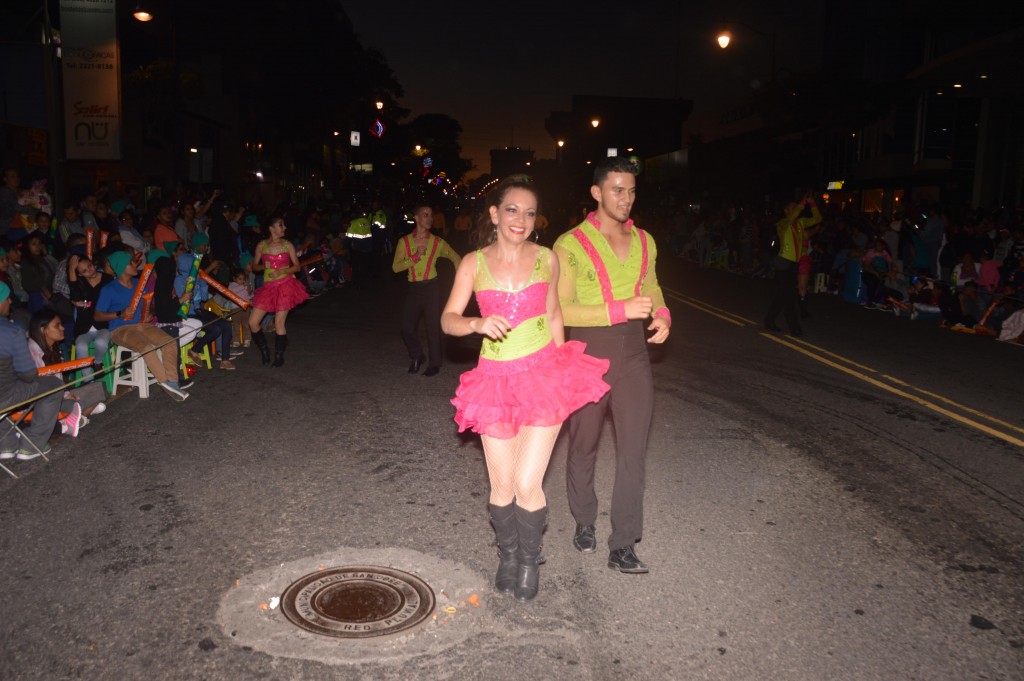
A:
554;157;671;574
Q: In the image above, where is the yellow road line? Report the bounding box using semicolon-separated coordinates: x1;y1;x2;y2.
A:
670;289;1021;446
762;334;1024;448
786;336;879;374
664;287;756;325
882;374;1024;436
666;295;745;327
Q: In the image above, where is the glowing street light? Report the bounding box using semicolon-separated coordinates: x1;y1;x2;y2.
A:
715;21;777;83
591;119;600;128
557;140;565;147
133;3;153;21
375;100;384;110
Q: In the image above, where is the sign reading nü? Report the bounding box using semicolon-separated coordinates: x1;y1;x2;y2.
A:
60;0;121;159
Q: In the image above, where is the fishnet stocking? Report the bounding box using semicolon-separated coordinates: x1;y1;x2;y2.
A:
481;424;561;511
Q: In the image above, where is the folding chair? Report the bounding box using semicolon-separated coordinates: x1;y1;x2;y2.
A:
0;406;56;479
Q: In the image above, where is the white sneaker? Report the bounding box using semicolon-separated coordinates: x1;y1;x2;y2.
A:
91;402;106;416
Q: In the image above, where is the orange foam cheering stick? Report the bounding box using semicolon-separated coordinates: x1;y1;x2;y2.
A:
299;254;323;267
38;357;94;377
123;263;155;318
85;228;96;258
198;270;250;310
99;231;109;248
141;292;154;322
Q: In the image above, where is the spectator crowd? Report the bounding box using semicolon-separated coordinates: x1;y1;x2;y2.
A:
669;194;1024;345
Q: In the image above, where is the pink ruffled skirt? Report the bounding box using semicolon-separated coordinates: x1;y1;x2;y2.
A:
452;340;610;439
252;275;309;312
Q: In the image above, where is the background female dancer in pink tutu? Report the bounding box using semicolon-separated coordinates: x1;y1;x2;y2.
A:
441;175;610;603
248;215;309;367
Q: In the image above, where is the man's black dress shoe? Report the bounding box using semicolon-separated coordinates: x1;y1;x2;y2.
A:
408;355;425;373
608;545;649;574
423;366;440;377
763;319;782;332
572;524;597;553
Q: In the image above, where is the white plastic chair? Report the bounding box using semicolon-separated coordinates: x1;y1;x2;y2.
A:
111;346;159;398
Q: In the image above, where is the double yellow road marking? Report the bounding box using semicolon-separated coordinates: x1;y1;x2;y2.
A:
663;287;1024;448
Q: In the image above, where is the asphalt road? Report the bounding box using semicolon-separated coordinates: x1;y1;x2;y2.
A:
1;258;1021;681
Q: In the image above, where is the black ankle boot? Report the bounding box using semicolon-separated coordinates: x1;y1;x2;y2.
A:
252;330;271;365
514;505;547;603
489;503;518;595
272;333;288;368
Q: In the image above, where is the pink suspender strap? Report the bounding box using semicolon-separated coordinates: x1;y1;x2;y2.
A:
635;229;649;296
572;227;627;325
420;236;440;282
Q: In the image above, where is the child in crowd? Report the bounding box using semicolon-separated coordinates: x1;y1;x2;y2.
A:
226;267;252;347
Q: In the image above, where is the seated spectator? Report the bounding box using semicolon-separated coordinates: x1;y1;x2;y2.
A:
977;250;1001;297
19;233;58;313
50;233;86;352
94;251;189;401
952;252;980;290
997;307;1024;344
982;282;1020;334
149;242;193;388
68;255;113;382
0;282;63;460
32;211;53;242
116;210;148;255
153;205;180;252
173;248;236;371
941;280;987;328
225;267;252;347
27;309;106;436
861;238;893;307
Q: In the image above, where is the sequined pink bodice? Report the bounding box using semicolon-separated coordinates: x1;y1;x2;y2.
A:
262;252;291;270
476;283;548;329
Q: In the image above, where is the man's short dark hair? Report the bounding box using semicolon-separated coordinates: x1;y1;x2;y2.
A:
593;156;638;187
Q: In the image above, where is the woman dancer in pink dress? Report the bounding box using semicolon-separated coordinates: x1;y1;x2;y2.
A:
249;216;309;367
442;176;610;603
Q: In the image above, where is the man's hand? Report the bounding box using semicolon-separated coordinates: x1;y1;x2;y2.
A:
624;296;653;320
647;316;670;344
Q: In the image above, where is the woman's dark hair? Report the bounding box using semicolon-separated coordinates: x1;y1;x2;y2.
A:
472;174;539;250
21;233;47;265
28;309;63;365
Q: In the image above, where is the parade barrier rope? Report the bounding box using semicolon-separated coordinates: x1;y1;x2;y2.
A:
0;308;248;416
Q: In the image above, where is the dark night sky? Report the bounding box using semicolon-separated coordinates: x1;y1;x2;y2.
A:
341;0;826;177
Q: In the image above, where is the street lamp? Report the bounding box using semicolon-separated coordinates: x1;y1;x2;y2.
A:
375;100;384;110
590;119;600;128
716;21;777;83
133;3;153;22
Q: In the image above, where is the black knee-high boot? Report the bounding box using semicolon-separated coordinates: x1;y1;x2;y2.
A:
489;503;518;595
514;505;547;603
252;329;270;365
272;333;288;368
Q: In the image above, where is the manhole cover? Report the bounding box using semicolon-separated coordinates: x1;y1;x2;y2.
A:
281;566;435;639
